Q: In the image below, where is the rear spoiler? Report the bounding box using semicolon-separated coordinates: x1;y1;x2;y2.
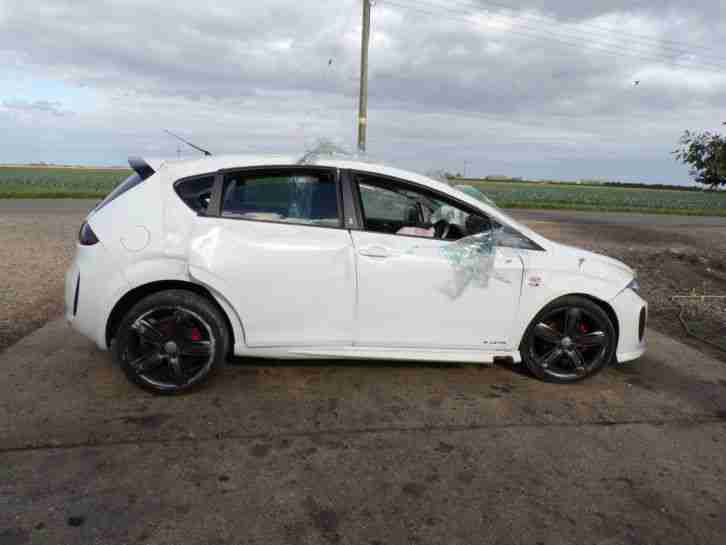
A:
128;157;157;180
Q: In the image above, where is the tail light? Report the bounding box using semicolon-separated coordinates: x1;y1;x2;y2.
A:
79;222;99;246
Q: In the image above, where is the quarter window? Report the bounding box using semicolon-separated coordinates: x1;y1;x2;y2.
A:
221;171;340;227
175;176;215;213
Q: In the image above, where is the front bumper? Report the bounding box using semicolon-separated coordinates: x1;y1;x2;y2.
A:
611;287;648;363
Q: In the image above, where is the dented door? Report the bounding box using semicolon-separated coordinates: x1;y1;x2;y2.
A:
352;231;524;350
188;218;356;348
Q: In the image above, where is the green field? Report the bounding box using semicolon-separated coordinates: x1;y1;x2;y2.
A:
2;165;726;216
0;166;131;198
457;179;726;216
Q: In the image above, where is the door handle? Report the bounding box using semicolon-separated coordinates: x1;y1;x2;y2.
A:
359;245;391;258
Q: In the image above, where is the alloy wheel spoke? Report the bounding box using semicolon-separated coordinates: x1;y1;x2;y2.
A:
564;308;583;337
179;341;212;358
129;353;162;374
168;357;185;384
539;347;563;369
565;349;587;375
573;331;606;347
132;319;165;345
534;322;563;345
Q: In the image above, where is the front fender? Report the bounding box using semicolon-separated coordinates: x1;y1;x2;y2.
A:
510;264;627;349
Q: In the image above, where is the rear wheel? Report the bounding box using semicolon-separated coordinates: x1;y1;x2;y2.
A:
112;290;229;394
520;296;616;383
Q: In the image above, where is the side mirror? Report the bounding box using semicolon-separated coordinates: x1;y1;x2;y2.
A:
465;214;492;234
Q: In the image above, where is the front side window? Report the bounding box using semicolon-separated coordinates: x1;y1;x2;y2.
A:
221;170;341;227
356;176;490;241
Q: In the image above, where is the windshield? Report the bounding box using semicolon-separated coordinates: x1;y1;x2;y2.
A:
453;184;499;209
451;184;544;251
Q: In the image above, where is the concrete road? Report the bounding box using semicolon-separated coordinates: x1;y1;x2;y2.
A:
1;321;725;545
0;199;98;215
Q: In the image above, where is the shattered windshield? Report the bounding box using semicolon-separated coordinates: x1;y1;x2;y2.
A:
453;184;499;209
451;184;542;251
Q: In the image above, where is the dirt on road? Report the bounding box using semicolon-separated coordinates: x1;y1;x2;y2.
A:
2;314;726;545
0;202;90;352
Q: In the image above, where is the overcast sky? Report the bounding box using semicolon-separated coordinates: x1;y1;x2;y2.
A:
1;0;725;183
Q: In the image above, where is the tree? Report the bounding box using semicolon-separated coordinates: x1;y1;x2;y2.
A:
674;131;726;188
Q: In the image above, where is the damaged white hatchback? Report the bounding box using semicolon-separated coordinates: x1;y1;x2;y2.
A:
65;155;647;394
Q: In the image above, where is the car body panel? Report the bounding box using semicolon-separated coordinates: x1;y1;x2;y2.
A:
187;218;357;348
351;230;524;350
65;154;647;367
611;286;648;362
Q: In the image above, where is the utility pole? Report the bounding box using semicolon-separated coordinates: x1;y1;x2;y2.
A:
357;0;371;153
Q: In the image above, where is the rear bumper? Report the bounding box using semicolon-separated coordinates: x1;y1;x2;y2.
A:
611;287;648;363
64;242;129;350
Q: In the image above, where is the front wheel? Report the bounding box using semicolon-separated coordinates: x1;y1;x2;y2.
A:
112;290;229;394
520;296;616;383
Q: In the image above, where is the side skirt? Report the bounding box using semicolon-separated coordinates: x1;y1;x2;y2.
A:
232;344;522;364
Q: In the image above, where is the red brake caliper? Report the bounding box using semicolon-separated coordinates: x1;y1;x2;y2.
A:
190;327;202;342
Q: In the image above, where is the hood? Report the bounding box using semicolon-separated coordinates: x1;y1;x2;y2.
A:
552;243;635;286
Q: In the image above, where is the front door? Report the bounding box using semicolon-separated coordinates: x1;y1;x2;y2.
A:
188;167;356;348
351;174;524;350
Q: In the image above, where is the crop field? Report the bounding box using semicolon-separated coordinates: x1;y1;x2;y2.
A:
2;165;726;216
0;166;131;198
462;180;726;216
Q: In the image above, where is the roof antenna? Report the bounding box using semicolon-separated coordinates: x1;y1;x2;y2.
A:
164;129;213;157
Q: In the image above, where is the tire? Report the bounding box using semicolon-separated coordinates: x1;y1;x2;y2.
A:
112;289;230;395
520;295;616;384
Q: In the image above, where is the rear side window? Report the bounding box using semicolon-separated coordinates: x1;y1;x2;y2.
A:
221;171;341;227
175;176;215;213
93;173;144;212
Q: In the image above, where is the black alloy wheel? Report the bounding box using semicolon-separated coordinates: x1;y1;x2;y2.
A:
521;296;616;383
113;290;229;394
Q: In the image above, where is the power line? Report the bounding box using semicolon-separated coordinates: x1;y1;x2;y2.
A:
442;0;726;60
383;0;726;73
388;0;726;70
401;0;726;70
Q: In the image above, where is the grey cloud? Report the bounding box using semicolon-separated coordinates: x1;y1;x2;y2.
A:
466;0;725;21
2;99;67;116
0;0;723;183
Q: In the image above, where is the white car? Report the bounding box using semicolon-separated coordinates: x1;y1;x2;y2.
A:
65;155;647;394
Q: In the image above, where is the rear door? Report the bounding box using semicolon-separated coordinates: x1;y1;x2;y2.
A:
187;166;356;348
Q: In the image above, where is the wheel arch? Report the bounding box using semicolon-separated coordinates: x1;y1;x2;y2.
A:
105;280;239;355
